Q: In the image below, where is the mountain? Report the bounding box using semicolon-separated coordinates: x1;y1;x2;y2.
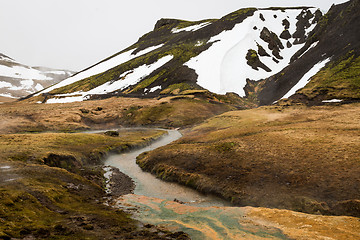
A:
34;0;359;106
0;53;74;101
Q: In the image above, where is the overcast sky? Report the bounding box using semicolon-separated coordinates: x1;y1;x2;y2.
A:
0;0;349;71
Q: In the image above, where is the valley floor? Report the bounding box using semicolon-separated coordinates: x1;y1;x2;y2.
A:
137;102;360;217
0;97;359;239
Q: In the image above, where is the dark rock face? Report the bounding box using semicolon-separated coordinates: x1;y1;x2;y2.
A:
259;13;265;21
292;9;314;44
254;0;360;105
260;27;284;59
246;49;271;72
257;44;270;57
154;18;184;30
280;30;291;40
104;131;119;137
282;19;290;29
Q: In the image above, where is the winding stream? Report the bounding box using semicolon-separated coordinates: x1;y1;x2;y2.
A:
103;129;290;239
104;129;229;207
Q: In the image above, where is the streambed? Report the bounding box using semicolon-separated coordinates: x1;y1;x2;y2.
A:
102;129;291;239
104;129;228;207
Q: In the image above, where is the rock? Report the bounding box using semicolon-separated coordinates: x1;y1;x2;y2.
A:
282;19;290;29
104;131;119;137
259;13;265;21
246;49;272;72
80;108;89;114
260;27;284;54
280;30;291;40
257;44;271;57
154;18;183;30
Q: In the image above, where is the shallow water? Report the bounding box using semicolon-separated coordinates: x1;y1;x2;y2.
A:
104;129;229;207
103;129;293;239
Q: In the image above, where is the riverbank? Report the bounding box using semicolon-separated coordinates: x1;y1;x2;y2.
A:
137;103;360;217
0;129;190;239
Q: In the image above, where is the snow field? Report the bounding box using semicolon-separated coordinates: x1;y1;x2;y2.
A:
45;55;173;103
38;44;164;95
185;8;318;97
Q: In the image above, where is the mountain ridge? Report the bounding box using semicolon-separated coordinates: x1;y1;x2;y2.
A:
0;53;74;101
31;0;359;107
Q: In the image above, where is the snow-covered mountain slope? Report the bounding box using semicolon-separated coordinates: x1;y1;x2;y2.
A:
34;0;359;106
0;53;74;100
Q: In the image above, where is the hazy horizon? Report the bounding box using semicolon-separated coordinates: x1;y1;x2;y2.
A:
0;0;349;72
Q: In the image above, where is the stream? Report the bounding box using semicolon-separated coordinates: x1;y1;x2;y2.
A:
103;129;290;240
104;129;229;207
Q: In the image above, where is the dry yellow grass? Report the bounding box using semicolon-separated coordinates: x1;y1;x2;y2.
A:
0;96;232;133
137;103;360;216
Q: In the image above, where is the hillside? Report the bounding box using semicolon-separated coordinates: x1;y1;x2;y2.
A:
30;0;359;108
0;53;73;101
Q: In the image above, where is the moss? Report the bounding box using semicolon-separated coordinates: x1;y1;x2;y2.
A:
212;142;236;153
298;53;360;99
130;69;167;93
160;83;194;95
222;8;257;21
246;49;259;65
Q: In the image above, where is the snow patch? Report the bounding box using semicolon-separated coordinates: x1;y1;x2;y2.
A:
45;55;173;103
86;55;173;95
0;65;50;80
46;96;85;104
149;86;162;93
38;44;165;95
34;83;44;91
132;44;164;56
281;58;331;99
172;22;211;33
0;166;11;169
322;99;343;103
0;93;16;98
0;81;13;88
298;41;319;59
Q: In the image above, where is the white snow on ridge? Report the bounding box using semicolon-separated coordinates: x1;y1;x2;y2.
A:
38;44;165;96
172;22;211;33
185;9;317;97
0;65;51;80
281;58;330;99
45;55;173;104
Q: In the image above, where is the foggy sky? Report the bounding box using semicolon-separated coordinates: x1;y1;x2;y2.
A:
0;0;349;71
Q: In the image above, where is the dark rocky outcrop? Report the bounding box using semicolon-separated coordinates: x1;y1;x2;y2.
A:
257;44;271;57
280;29;291;40
260;27;284;59
253;0;360;105
246;49;271;72
282;19;290;29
